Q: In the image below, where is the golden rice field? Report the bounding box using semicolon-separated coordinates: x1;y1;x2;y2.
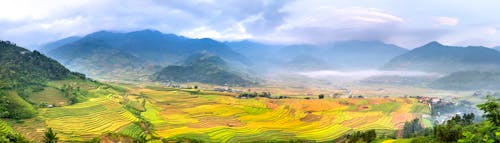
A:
138;87;430;142
38;96;139;141
4;82;430;142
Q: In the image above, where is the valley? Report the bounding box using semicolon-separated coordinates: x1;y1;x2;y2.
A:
4;82;436;142
2;29;500;142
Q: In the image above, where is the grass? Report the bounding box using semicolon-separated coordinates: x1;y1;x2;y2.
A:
28;87;68;105
371;102;401;114
0;120;14;134
410;104;431;114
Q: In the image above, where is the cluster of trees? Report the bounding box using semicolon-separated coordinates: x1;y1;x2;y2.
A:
0;91;36;119
345;130;377;143
0;128;57;143
0;132;28;143
60;84;88;104
402;118;432;138
0;41;73;89
238;92;272;98
404;96;500;143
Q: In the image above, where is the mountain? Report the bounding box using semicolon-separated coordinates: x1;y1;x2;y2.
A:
284;54;334;71
39;36;81;53
432;70;500;90
45;29;249;80
494;46;500;51
383;41;500;73
325;40;408;69
0;40;88;119
154;52;254;86
225;40;408;72
47;37;152;81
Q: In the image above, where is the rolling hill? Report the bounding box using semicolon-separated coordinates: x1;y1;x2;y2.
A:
383;41;500;73
432;70;500;90
154;52;254;86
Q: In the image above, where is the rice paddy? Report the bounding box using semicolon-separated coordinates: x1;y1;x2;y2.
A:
138;86;429;142
6;83;430;142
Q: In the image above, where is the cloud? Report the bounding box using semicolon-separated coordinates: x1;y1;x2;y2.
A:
433;17;459;26
254;2;407;45
1;0;500;49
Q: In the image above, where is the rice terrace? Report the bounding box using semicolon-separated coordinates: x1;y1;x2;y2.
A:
5;82;431;142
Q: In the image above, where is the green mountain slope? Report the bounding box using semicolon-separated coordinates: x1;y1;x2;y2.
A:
0;41;83;88
0;40;94;119
154;52;254;86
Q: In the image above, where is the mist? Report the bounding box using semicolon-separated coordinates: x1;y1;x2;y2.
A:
297;70;442;80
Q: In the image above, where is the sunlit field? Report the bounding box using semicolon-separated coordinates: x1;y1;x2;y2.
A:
136;86;430;142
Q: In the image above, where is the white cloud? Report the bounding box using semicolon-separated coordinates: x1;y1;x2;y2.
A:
261;2;406;45
1;0;500;49
180;24;252;40
433;17;459;26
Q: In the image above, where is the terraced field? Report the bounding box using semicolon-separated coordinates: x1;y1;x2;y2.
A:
39;96;139;141
0;120;14;134
138;87;430;142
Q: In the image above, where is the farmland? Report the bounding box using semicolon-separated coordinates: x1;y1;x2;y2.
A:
3;83;431;142
137;86;430;142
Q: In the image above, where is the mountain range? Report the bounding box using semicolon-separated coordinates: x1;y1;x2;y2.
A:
39;29;500;89
42;30;249;81
383;41;500;73
226;40;409;72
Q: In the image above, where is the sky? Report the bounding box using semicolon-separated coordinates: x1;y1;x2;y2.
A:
0;0;499;49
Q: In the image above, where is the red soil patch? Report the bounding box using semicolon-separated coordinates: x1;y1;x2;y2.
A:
300;113;322;122
188;116;245;128
391;112;415;128
357;105;371;111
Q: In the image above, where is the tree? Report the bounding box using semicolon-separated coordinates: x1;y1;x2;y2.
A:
43;128;58;143
318;94;325;99
0;132;28;143
477;96;500;126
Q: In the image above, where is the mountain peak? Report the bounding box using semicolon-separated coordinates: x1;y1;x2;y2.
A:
423;41;443;47
129;29;162;35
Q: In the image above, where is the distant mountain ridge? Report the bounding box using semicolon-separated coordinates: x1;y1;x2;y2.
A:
432;70;500;90
44;29;249;81
225;40;408;72
39;36;81;53
383;41;500;73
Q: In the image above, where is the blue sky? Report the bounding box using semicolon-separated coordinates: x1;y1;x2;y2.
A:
0;0;499;49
